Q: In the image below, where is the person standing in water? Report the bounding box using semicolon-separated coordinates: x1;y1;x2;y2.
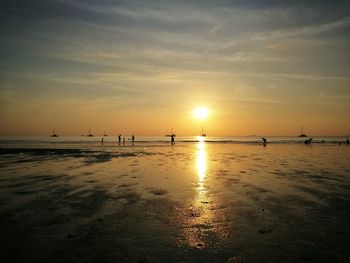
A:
304;138;313;145
118;134;121;144
132;135;135;142
101;137;104;146
171;134;175;145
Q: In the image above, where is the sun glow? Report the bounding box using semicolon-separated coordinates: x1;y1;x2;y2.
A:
196;136;205;142
194;107;209;120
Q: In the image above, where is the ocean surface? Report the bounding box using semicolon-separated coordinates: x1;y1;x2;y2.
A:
0;135;348;150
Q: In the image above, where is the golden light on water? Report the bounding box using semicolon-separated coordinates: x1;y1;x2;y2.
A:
181;140;212;248
182;141;228;248
196;141;206;185
194;107;209;120
196;136;205;142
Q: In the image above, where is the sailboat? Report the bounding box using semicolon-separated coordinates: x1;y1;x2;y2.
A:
298;126;307;137
87;128;94;137
165;126;176;137
50;128;58;137
200;126;206;137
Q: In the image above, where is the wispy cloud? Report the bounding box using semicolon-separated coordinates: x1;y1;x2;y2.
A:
0;0;349;135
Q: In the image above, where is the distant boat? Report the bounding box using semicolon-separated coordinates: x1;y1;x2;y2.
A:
50;128;58;137
165;126;176;137
298;126;307;137
201;126;206;137
87;128;94;137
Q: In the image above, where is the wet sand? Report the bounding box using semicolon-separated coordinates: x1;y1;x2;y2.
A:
0;143;349;262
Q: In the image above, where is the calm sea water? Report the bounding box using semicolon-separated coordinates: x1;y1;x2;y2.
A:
0;136;348;149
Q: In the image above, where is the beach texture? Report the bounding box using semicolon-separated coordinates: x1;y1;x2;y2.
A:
0;142;349;262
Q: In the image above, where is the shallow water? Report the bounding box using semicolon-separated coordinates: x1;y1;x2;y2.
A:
0;143;349;262
0;135;348;149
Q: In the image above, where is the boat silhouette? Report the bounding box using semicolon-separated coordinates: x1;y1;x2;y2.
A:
200;126;206;137
50;128;58;137
165;126;176;137
87;128;94;137
298;126;307;137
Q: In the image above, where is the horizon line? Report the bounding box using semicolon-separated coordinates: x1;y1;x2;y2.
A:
0;134;349;138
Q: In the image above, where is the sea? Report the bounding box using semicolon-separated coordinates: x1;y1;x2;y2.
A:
0;135;348;150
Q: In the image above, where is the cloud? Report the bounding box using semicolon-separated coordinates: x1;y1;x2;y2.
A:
0;0;349;135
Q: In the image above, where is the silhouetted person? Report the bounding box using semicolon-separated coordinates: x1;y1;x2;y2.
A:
171;134;175;145
321;139;325;143
304;138;313;145
262;137;267;146
132;135;135;142
101;137;104;146
346;139;349;145
118;134;121;144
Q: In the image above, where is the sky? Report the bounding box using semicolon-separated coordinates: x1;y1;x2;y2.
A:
0;0;349;136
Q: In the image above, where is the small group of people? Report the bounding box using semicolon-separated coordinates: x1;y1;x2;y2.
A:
304;138;313;145
117;134;135;144
102;136;348;146
100;134;135;146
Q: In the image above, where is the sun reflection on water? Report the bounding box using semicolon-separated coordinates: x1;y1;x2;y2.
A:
178;141;230;249
179;140;212;248
196;135;205;142
197;141;206;188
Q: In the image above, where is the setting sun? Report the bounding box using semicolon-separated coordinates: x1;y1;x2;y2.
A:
194;107;209;120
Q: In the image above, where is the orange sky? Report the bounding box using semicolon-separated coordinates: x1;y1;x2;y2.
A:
0;1;349;136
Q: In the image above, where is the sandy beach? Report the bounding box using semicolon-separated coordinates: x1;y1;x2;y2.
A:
0;141;350;262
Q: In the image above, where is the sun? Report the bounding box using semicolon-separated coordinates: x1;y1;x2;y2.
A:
194;107;209;120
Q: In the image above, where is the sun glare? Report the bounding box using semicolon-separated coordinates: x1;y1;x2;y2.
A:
194;107;209;120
